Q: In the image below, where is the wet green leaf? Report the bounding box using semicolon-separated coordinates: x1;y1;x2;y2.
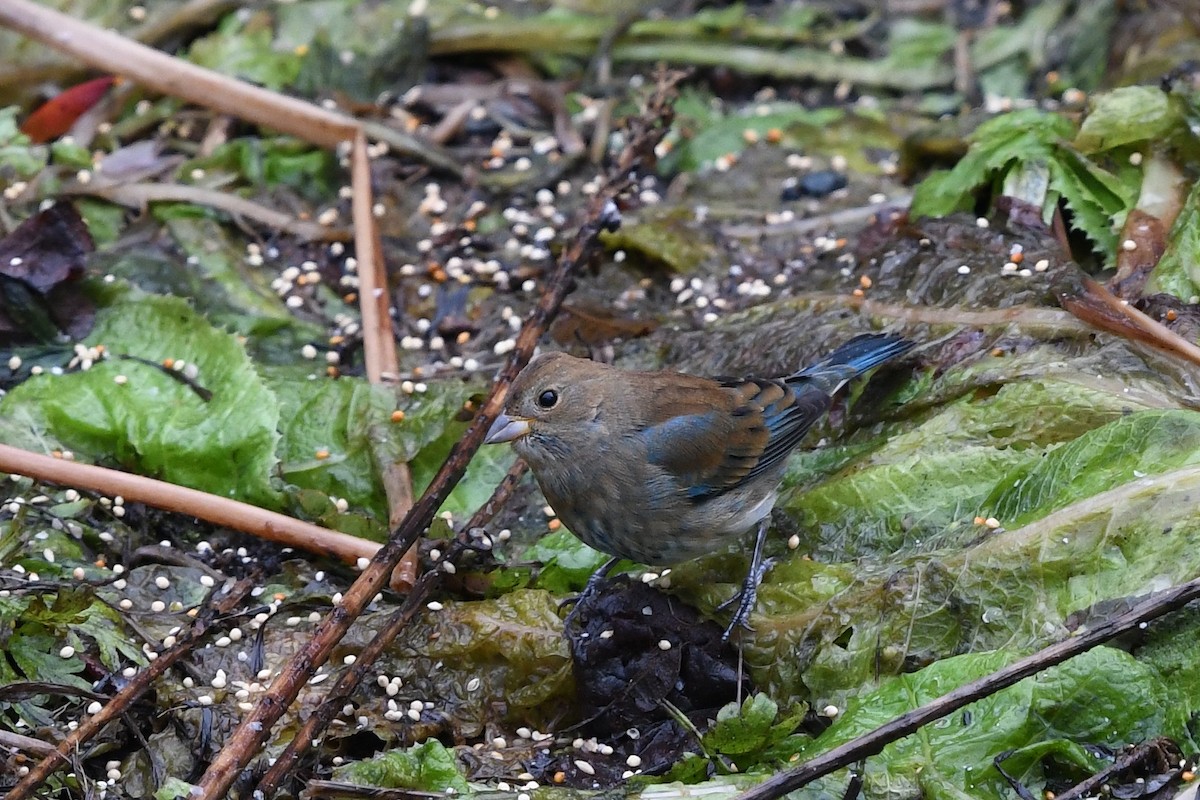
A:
400;381;517;517
0;106;48;177
792;647;1185;799
49;138;92;169
163;216;307;333
911;107;1137;260
335;739;472;793
0;291;283;508
183;137;335;198
984;409;1200;526
703;693;805;765
154;778;198;800
522;528;616;593
1075;86;1180;153
601;209;718;272
272;374;404;534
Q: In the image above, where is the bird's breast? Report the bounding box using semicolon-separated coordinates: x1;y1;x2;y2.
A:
533;457;778;566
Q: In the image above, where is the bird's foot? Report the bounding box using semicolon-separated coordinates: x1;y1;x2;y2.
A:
560;556;619;633
718;557;776;641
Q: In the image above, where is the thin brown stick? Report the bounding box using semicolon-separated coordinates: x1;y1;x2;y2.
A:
0;1;461;173
734;576;1200;800
1051;737;1182;800
6;577;256;799
1060;276;1200;367
350;130;418;588
351;132;399;385
193;73;681;799
59;181;348;241
0;444;379;566
0;0;356;150
0;729;56;759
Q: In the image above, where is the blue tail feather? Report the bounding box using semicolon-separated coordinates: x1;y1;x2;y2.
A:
802;333;913;377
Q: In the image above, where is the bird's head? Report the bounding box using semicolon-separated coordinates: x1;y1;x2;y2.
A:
484;351;608;466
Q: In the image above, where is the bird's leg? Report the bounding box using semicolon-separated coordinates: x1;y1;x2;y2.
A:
719;517;775;641
561;556;620;632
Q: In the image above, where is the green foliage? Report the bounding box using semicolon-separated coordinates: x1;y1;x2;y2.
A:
154;778;198;800
0;282;511;536
521;529;618;593
776;376;1140;558
272;374;406;535
182;137;336;199
601;208;719;273
789;648;1186;798
704;694;807;766
663;95;899;175
48;138;92;169
161;216;308;334
1074;86;1183;153
187;14;303;89
0;291;284;508
0;106;47;177
0;587;144;723
1147;180;1200;300
984;409;1200;526
911;108;1135;260
75;198;128;247
335;739;472;793
393;381;517;518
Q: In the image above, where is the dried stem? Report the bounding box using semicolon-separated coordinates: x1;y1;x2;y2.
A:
0;444;379;566
59;181;348;241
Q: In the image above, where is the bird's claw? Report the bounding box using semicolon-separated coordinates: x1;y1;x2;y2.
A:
718;557;777;641
561;556;619;634
561;592;588;632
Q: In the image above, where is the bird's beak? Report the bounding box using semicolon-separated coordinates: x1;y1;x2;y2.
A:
485;412;532;444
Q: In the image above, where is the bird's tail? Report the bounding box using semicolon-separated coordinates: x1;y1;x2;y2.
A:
793;333;914;391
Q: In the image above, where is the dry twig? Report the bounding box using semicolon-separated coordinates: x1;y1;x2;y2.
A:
0;445;380;567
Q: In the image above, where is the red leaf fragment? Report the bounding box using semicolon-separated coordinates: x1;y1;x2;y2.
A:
20;76;115;143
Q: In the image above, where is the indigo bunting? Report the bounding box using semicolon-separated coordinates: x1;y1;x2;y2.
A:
485;333;914;638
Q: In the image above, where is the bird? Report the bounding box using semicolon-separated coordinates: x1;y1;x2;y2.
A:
484;332;914;639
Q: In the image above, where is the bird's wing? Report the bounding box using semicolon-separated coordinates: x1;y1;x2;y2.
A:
729;378;832;489
640;379;829;501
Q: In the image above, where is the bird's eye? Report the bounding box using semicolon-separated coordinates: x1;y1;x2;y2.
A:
537;389;559;409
